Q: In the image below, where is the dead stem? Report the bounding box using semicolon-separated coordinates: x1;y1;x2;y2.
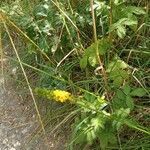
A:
2;16;50;149
0;20;5;90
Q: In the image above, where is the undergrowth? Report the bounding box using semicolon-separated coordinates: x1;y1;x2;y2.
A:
0;0;150;149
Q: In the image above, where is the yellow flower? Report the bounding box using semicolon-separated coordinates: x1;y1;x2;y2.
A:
51;90;72;103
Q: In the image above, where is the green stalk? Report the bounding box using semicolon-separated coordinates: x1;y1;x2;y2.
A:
109;0;113;43
90;0;109;96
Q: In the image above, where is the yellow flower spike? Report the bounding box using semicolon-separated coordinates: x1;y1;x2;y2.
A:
51;89;72;103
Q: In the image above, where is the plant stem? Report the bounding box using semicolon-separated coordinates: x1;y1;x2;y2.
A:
109;0;113;43
90;0;97;42
2;16;50;148
0;17;5;90
90;0;109;97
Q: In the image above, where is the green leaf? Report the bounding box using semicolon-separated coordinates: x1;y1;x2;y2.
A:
117;25;126;38
125;119;150;135
88;55;97;67
123;84;131;95
99;121;117;150
127;6;146;15
84;92;97;102
114;0;126;5
126;96;134;110
38;36;49;52
112;87;134;110
114;0;121;5
80;38;111;69
86;130;96;143
80;39;111;68
117;90;126;100
112;91;126;110
127;15;138;31
115;108;130;120
80;55;88;69
110;14;139;38
85;39;110;56
75;117;89;133
84;41;98;56
110;69;129;87
106;57;128;72
98;38;111;55
91;117;104;131
124;18;137;26
113;76;123;87
130;88;147;97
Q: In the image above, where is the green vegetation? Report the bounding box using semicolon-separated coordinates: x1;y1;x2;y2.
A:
0;0;150;149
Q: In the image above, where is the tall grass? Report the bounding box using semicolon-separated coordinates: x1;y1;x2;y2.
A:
0;0;150;149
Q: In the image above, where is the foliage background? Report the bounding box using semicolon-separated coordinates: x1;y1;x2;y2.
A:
0;0;150;149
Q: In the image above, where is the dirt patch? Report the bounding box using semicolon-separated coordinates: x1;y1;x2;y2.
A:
0;64;67;150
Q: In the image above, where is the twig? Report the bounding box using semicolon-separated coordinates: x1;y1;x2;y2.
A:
0;19;6;90
55;48;76;72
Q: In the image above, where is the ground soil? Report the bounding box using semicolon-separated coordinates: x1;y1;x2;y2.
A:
0;60;67;150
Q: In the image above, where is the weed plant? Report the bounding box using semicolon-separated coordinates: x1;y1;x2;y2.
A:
0;0;150;149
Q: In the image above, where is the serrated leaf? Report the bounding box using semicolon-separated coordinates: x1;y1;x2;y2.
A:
86;130;96;143
124;18;137;26
91;117;104;130
110;69;129;87
127;6;146;15
130;88;147;97
107;57;128;72
80;55;88;69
